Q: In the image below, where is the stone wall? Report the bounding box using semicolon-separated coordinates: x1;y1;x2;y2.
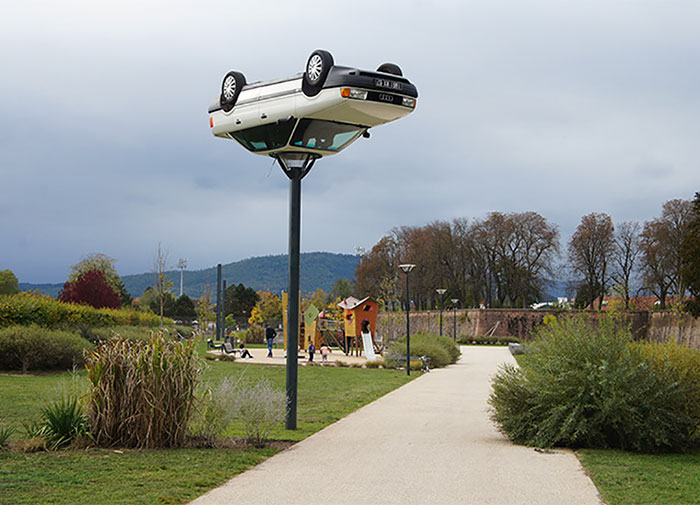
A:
377;309;698;347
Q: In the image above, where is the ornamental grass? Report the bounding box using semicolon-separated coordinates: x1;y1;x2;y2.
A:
84;332;202;448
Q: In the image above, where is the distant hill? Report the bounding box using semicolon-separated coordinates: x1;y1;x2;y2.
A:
19;252;360;299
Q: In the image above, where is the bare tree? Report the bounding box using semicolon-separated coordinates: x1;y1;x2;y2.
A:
568;213;615;309
153;243;173;328
611;221;641;309
639;198;692;309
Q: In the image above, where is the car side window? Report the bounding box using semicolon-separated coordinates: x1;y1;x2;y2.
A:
291;119;363;151
230;121;296;152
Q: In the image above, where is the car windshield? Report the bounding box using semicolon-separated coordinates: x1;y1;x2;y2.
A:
290;119;364;151
230;121;296;152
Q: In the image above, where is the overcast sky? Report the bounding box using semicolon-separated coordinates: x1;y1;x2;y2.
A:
1;0;698;284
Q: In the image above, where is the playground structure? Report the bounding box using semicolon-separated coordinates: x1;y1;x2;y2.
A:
282;293;382;359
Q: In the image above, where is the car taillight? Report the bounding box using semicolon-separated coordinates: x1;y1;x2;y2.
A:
209;117;214;128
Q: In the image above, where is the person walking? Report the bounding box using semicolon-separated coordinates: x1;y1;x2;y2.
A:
320;343;331;363
265;325;276;357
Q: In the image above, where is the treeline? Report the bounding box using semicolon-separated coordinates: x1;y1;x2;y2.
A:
355;194;700;311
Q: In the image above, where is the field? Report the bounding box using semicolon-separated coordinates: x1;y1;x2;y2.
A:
0;340;413;504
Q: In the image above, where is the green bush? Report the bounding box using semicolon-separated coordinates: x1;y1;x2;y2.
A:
85;332;202;448
0;325;92;372
40;396;89;449
489;316;699;452
385;332;460;369
0;420;14;450
0;292;165;329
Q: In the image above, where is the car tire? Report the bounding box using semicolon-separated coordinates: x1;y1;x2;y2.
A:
220;71;246;112
302;49;334;97
376;63;403;76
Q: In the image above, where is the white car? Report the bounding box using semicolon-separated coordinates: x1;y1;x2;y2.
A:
208;50;418;157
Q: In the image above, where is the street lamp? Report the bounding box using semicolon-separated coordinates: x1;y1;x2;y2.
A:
451;299;459;342
177;258;187;297
436;288;447;336
399;264;416;376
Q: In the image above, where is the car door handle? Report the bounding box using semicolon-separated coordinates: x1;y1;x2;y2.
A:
235;119;241;125
260;113;267;119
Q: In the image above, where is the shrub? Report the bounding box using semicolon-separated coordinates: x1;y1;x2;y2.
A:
0;420;14;449
0;325;92;372
0;292;164;329
365;358;384;369
190;378;241;446
236;379;286;447
41;396;89;449
334;360;349;367
489;315;699;452
85;332;202;448
385;332;460;369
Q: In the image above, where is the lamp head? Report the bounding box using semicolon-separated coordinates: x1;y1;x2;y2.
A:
436;288;447;295
451;299;459;305
398;263;416;274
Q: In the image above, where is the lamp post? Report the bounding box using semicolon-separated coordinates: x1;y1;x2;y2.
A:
436;288;447;336
451;299;459;342
399;264;416;376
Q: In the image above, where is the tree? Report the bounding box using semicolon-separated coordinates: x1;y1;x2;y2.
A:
639;199;692;309
197;285;215;333
224;283;260;324
172;294;197;318
330;278;354;301
58;269;121;309
568;213;615;309
610;221;641;309
69;253;132;307
153;244;173;328
680;193;700;316
0;269;19;295
248;291;283;325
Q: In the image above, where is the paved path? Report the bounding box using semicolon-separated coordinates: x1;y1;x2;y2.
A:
190;346;603;505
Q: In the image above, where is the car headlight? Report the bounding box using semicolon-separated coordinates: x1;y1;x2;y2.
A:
341;88;368;100
402;97;416;108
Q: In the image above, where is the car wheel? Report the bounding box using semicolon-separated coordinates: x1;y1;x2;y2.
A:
220;71;246;112
302;49;334;97
376;63;403;76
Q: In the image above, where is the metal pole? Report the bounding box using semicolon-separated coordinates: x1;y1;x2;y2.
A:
286;167;302;430
406;273;411;377
439;299;443;336
453;305;457;342
222;280;227;341
216;264;222;341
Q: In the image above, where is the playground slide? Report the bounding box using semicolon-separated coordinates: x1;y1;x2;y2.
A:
361;332;376;361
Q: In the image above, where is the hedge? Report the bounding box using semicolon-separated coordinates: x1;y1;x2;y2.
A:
0;325;93;372
0;292;166;329
385;332;461;369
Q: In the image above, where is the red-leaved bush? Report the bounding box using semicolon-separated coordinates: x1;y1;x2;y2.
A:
58;269;121;309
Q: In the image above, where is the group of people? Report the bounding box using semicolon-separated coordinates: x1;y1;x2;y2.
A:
234;325;333;363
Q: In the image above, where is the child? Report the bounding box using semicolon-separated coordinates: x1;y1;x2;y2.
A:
320;343;331;363
239;342;253;359
307;342;315;362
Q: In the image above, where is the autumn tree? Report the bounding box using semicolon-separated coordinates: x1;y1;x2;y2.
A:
248;291;283;325
610;221;641;309
69;253;132;306
0;269;19;295
680;192;700;316
568;213;615;310
58;269;121;309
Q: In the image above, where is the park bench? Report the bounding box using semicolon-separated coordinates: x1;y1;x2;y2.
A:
387;352;431;372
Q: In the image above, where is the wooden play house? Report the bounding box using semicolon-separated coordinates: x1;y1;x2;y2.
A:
337;296;379;356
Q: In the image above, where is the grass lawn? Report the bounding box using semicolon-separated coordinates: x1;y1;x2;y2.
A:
577;448;700;505
0;338;414;504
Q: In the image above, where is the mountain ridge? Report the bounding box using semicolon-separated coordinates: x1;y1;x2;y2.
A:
18;252;361;299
